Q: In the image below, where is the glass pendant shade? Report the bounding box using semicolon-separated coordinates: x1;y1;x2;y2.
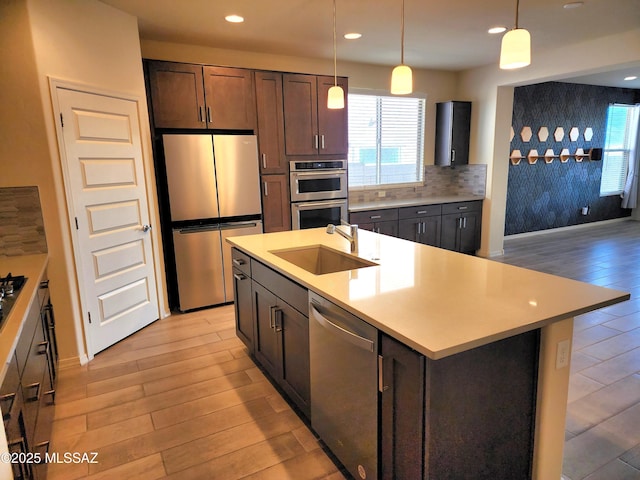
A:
500;28;531;69
391;65;413;95
327;85;345;109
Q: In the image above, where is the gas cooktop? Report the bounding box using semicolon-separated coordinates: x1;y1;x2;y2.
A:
0;274;27;330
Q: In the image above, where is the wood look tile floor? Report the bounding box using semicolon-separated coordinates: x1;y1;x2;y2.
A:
49;219;640;480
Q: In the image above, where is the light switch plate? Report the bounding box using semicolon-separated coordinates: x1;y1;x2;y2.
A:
556;339;571;369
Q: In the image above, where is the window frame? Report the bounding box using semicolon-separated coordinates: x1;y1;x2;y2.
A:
599;103;639;197
347;90;426;189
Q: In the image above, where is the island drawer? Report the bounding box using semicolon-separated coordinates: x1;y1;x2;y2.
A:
350;208;398;223
231;248;251;276
441;200;482;215
398;204;442;219
251;260;308;315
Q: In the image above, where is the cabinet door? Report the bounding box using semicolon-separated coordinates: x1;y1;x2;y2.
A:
283;74;318;155
458;212;480;254
21;304;47;449
146;61;206;129
317;76;348;155
440;213;461;252
376;220;398;237
255;72;287;174
278;301;310;419
203;66;256;130
434;101;471;167
398;218;420;242
262;174;291;233
252;281;280;379
380;334;425;480
233;266;254;353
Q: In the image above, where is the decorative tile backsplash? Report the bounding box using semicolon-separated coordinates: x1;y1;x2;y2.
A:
349;164;486;204
0;186;47;256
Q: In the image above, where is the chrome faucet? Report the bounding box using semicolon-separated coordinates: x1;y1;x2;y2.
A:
326;220;358;253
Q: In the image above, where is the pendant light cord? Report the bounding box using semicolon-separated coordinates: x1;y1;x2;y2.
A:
333;0;338;86
400;0;405;64
514;0;520;29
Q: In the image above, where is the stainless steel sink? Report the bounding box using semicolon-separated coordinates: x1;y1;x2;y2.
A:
270;245;378;275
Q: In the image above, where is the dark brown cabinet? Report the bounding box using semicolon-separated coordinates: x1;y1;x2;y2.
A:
1;276;57;480
232;254;310;419
398;204;442;246
261;174;291;233
350;208;398;236
440;201;482;254
146;60;256;130
255;71;287;174
435;101;472;167
283;74;348;156
380;334;425;480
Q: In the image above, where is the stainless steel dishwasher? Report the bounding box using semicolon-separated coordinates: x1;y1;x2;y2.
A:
309;291;378;480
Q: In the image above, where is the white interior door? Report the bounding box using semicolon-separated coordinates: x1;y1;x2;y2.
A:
55;87;159;355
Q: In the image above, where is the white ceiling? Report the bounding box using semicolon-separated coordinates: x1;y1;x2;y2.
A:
100;0;640;88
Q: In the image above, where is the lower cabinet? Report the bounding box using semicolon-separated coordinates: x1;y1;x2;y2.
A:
1;276;57;480
397;204;442;246
380;329;539;480
440;201;482;254
231;248;310;419
350;208;399;236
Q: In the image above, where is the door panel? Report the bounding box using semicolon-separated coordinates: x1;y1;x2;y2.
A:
252;281;279;379
56;88;159;355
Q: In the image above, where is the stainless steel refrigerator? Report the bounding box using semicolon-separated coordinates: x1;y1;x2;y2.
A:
163;134;263;311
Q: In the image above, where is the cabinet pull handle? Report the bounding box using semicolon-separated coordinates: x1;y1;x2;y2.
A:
233;273;246;281
269;305;276;329
378;355;389;392
34;440;50;456
416;223;421;235
264;181;268;196
199;105;205;123
451;149;456;164
0;392;16;418
43;389;56;405
207;106;212;123
321;135;325;149
370;215;382;219
39;280;49;289
314;135;319;149
37;341;49;356
24;382;41;402
232;258;245;267
262;153;267;169
417;210;427;214
463;217;467;229
274;308;283;332
457;206;468;210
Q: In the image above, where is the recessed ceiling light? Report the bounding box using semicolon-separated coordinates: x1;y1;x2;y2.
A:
563;2;584;9
225;14;244;23
488;26;507;34
344;33;362;40
624;76;638;81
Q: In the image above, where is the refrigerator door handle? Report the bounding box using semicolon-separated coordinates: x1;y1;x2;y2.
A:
175;225;220;234
218;221;259;230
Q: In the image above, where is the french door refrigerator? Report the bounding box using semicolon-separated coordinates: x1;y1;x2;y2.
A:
163;134;263;311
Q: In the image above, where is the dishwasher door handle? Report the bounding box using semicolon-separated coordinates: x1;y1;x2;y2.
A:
310;302;374;352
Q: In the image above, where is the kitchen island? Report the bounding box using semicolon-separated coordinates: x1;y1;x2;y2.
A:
226;228;629;479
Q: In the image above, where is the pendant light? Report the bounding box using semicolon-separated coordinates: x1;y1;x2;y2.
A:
391;0;412;95
327;0;345;109
500;0;531;69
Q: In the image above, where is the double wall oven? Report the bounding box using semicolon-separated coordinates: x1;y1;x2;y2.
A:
290;160;348;229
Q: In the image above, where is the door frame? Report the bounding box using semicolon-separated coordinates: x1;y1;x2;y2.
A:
48;77;168;363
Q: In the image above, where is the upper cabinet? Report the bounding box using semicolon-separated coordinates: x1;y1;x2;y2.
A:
255;71;287;174
434;101;471;167
146;60;256;130
283;74;348;156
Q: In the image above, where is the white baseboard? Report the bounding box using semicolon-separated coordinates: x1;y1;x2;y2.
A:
505;218;632;241
58;354;87;370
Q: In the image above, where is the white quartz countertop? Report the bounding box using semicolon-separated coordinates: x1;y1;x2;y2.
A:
227;229;629;359
0;254;48;382
349;195;484;212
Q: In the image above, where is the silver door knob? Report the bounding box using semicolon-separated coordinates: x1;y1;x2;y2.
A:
142;224;152;232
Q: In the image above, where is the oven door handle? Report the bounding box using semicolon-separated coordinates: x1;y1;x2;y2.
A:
294;200;347;209
291;170;347;177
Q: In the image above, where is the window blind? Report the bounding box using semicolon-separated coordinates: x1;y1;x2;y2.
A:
600;104;637;196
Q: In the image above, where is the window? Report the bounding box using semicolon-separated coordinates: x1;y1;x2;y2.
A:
348;93;425;187
600;104;639;196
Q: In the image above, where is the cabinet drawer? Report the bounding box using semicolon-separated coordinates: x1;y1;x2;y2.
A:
398;204;442;219
441;201;482;215
231;248;252;276
251;260;308;315
350;208;398;224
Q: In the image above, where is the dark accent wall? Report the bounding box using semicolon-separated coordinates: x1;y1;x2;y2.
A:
506;82;638;236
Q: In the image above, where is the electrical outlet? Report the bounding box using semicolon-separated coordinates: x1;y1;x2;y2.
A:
377;190;386;198
556;339;571;369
